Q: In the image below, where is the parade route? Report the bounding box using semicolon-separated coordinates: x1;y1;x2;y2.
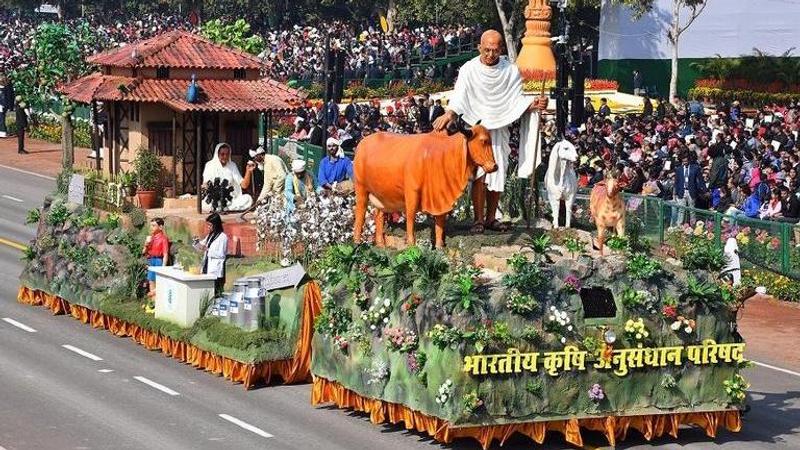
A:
0;163;797;449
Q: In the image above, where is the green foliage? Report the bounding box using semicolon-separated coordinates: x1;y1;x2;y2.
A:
89;254;116;278
686;276;720;307
463;321;512;354
682;238;727;272
118;170;136;188
525;378;543;397
626;253;662;280
462;390;483;415
563;236;586;257
315;296;352;337
46;202;70;226
661;374;678;389
505;291;540;316
128;207;148;229
76;209;99;228
26;208;41;225
427;324;462;349
528;234;552;257
22;246;36;261
519;325;541;344
502;254;545;295
441;270;486;316
620;288;658;315
582;336;601;355
605;235;629;252
723;374;749;404
195;316;286;352
103;213;121;230
9;22;94;108
132;147;164;191
200;19;265;55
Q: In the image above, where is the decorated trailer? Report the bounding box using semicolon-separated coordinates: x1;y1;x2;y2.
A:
311;242;747;448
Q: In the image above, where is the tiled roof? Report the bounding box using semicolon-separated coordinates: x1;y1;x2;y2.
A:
59;75;305;113
86;30;265;70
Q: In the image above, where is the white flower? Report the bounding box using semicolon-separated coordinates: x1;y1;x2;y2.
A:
379;308;386;314
550;306;556;312
685;326;693;333
565;317;570;324
670;321;681;331
560;337;567;344
549;315;555;321
383;317;389;323
370;325;376;330
635;333;642;339
567;325;573;332
439;387;445;394
435;398;441;404
384;298;391;307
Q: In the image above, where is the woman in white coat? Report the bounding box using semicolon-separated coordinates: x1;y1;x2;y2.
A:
200;213;228;293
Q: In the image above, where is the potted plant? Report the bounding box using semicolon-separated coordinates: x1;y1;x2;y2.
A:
132;146;164;209
118;170;137;197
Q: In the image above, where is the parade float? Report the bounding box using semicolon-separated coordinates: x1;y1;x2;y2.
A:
310;233;749;447
17;183;320;389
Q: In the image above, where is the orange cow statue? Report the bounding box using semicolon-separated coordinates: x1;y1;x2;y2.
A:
589;169;626;255
353;118;496;248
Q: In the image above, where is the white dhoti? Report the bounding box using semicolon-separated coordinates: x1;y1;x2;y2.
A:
448;56;542;192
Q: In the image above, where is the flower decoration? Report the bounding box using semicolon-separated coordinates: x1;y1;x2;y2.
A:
670;315;696;335
623;318;650;344
366;358;390;385
662;304;678;319
360;297;393;331
723;374;749;403
544;305;573;344
383;326;418;353
462;390;483;414
588;383;605;402
333;335;349;352
401;295;423;315
435;379;453;404
563;274;581;293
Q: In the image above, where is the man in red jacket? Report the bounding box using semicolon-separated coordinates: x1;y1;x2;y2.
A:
142;218;170;298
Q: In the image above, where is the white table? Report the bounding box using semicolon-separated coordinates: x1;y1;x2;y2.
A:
149;266;217;328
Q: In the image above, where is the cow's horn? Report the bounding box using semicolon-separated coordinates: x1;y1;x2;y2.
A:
475;120;482;126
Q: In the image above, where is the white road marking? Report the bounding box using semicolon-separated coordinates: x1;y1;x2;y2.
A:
62;344;103;361
752;360;800;378
2;317;37;333
0;164;56;181
218;414;273;438
2;194;23;203
134;376;180;396
98;369;114;373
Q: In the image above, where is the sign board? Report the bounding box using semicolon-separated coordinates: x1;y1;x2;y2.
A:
256;263;306;292
67;174;85;205
35;3;60;14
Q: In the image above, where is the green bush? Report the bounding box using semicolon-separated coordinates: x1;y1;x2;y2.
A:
132;147;164;191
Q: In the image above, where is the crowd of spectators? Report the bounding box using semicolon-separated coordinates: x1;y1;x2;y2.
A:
263;21;479;83
560;97;800;224
0;8;478;85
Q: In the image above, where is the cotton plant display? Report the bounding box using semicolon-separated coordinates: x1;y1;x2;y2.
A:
254;193;376;263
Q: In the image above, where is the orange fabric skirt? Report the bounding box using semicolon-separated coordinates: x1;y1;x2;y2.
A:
311;376;741;448
17;283;322;390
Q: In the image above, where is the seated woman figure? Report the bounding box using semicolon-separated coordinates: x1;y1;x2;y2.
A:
202;143;253;212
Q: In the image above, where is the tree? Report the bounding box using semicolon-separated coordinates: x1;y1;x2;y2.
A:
199;18;265;55
494;0;523;62
601;0;708;100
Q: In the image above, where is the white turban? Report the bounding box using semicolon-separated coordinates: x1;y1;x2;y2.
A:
326;137;340;147
291;159;306;173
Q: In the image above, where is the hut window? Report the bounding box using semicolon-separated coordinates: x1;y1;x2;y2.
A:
234;68;246;79
579;287;617;319
156;67;170;79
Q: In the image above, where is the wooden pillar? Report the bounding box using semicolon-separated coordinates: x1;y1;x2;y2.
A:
61;112;74;170
196;112;202;214
171;112;178;196
91;101;101;171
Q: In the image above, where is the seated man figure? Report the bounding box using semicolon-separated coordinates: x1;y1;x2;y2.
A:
318;137;354;192
202;143;253;212
284;159;314;214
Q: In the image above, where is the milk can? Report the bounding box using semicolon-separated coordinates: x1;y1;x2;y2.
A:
244;277;264;331
217;293;230;324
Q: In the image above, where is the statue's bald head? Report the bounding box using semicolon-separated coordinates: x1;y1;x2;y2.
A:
479;30;503;66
